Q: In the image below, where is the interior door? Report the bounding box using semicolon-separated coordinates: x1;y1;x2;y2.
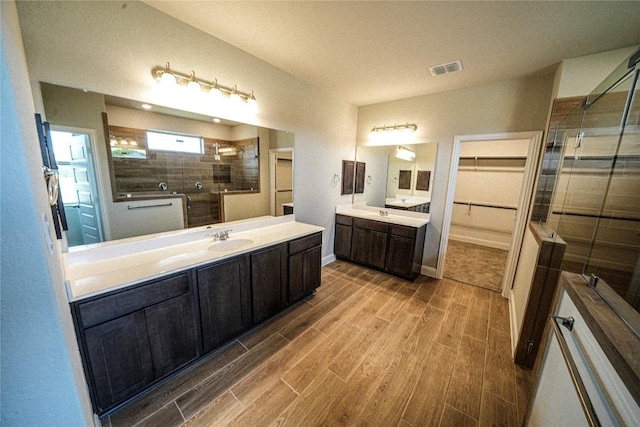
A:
51;129;105;245
274;151;293;215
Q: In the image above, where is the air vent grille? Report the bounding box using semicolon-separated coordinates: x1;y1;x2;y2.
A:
428;60;463;77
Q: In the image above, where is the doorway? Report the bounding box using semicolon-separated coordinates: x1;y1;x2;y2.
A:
269;148;294;216
439;132;542;295
50;128;105;247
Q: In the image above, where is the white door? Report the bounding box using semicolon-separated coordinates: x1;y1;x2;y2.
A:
51;130;105;246
270;149;293;216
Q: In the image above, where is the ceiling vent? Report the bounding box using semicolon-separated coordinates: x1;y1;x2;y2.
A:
428;60;463;77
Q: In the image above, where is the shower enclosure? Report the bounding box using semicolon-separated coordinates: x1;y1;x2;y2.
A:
533;48;640;322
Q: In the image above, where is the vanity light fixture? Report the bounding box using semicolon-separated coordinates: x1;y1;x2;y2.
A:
152;62;258;111
396;145;416;161
370;123;417;134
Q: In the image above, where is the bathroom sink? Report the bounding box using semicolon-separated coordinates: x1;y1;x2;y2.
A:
208;238;255;253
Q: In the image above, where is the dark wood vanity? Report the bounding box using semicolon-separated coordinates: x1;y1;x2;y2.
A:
70;232;322;416
335;214;426;280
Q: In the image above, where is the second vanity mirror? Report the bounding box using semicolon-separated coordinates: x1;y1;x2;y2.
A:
353;142;438;212
41;82;294;247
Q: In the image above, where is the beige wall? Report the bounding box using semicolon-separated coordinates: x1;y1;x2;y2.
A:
357;73;555;270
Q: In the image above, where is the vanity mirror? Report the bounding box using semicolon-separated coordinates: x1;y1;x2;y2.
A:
354;142;438;212
40;82;294;247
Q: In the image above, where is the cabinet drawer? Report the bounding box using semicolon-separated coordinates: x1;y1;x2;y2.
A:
353;217;388;233
336;214;353;226
289;232;322;255
390;224;416;238
77;273;191;329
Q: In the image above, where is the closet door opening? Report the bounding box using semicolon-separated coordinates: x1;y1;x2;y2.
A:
439;132;542;295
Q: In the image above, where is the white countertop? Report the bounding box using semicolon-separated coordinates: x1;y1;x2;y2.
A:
384;197;430;209
64;216;323;302
335;204;430;228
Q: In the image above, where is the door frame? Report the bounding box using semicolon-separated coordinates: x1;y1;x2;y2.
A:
50;125;110;245
269;147;294;216
437;131;543;296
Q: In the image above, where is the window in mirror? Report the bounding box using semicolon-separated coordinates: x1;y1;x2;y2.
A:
146;130;203;154
398;170;412;190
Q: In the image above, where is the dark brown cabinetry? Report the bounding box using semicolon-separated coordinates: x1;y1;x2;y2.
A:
351;218;388;269
72;232;322;416
251;243;288;324
335;214;426;280
72;272;199;414
289;232;322;304
197;255;252;353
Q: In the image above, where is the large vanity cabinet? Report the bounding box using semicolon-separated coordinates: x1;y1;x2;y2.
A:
334;214;426;280
71;232;322;416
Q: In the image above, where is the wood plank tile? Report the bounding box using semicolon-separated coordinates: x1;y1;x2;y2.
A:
318;359;385;426
227;380;298;427
402;343;457;427
343;288;392;327
514;364;531;426
429;278;459;311
437;301;469;350
445;335;486;419
314;290;366;334
278;295;341;341
231;328;325;405
479;391;518;427
440;404;479;427
283;321;360;393
403;306;445;356
489;292;510;334
355;351;421;427
367;310;419;369
175;333;289;419
181;391;243;427
134;402;184;427
463;289;491;342
329;315;389;380
109;340;247;427
377;282;418;322
238;300;313;349
270;369;346;427
484;328;516;403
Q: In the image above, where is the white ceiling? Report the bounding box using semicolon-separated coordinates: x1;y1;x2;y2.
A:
145;1;640;106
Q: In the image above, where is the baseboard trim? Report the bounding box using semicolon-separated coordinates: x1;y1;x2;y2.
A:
420;265;438;278
322;254;336;266
449;235;511;251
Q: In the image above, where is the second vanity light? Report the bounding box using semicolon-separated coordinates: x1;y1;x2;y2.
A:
152;62;258;112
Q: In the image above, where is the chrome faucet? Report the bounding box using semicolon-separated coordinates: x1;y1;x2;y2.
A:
379;210;389;217
209;229;232;241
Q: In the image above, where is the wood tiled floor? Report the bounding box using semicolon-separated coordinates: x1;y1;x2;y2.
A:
106;261;531;427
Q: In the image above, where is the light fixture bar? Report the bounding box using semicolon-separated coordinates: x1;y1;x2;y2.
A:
370;123;417;133
151;63;257;103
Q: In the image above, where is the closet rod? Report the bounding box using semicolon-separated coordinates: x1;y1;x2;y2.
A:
453;201;517;211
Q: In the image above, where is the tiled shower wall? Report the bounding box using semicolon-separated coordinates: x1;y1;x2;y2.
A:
110;125;259;227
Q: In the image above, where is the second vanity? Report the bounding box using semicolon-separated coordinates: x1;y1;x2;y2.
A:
64;216;323;416
334;205;429;280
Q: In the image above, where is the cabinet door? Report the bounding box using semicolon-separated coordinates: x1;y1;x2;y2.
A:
352;227;387;269
84;312;154;413
335;223;353;258
369;230;388;269
252;244;288;324
385;234;415;278
145;292;199;379
197;256;252;353
289;246;321;304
